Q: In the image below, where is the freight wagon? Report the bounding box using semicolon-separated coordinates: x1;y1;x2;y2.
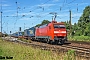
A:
11;31;23;38
24;27;36;40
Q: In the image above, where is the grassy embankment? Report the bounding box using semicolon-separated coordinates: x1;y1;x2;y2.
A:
0;38;86;60
68;35;90;42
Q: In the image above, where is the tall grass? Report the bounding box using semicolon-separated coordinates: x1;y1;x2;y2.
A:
64;50;76;60
68;35;90;42
0;39;87;60
0;40;63;60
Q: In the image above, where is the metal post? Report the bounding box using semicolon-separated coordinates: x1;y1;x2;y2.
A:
24;23;25;30
69;10;72;36
10;31;11;38
1;0;2;37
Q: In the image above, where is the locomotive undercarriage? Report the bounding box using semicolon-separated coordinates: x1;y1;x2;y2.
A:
54;36;67;44
34;36;67;45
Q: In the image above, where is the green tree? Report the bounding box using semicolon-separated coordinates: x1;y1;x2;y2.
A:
35;24;41;27
35;20;50;27
77;6;90;36
65;20;70;29
41;20;50;25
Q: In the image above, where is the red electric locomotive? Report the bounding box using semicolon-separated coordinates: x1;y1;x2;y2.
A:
35;20;67;44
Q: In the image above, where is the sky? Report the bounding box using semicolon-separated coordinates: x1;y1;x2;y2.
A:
0;0;90;34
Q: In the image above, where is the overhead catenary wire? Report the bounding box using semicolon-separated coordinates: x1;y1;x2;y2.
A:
18;0;78;21
1;0;89;34
19;0;51;19
46;0;78;22
36;0;77;20
29;0;51;12
8;0;88;31
56;0;77;12
24;0;52;22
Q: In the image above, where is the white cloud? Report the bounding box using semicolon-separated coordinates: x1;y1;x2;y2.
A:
3;4;10;6
37;4;56;7
78;3;89;6
28;4;56;11
67;2;89;6
4;10;16;12
0;4;10;7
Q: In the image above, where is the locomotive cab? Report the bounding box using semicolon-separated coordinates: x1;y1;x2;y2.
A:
53;23;67;44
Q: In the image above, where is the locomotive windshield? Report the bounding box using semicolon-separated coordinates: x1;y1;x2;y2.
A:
54;25;65;28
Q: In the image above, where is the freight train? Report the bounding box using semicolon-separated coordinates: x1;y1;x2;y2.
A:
11;20;67;44
11;31;23;38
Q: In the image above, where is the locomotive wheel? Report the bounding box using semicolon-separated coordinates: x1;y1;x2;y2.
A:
46;38;50;44
60;40;65;45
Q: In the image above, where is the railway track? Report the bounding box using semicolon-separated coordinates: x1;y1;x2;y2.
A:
61;45;90;58
2;37;90;59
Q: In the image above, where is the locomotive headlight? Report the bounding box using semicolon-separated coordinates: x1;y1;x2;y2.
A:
61;31;66;33
54;31;59;33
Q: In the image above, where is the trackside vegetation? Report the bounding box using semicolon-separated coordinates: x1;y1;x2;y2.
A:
65;6;90;36
0;39;86;60
18;38;32;43
65;6;90;42
68;35;90;42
